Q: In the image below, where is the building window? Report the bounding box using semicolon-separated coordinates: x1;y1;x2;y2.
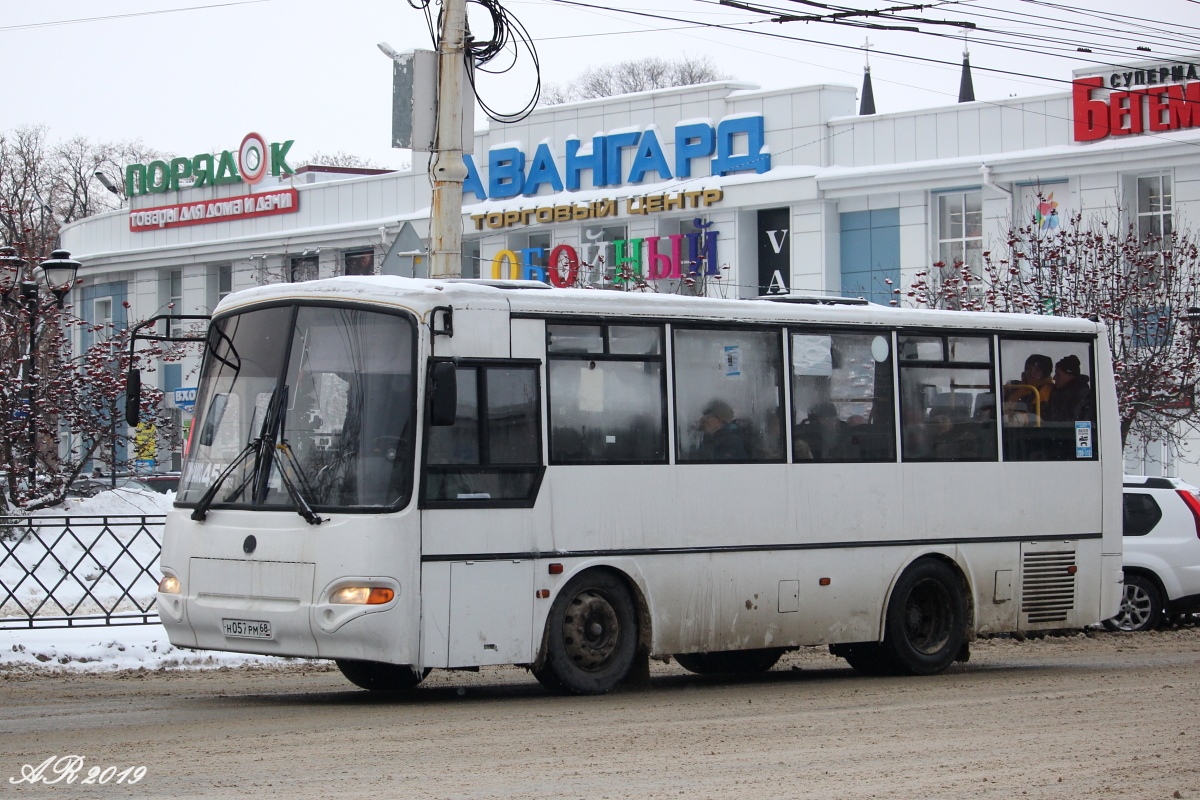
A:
840;209;900;305
582;224;628;287
93;297;113;339
935;191;983;287
207;264;233;312
343;249;374;277
1136;174;1172;244
168;270;182;336
291;254;319;283
461;239;481;279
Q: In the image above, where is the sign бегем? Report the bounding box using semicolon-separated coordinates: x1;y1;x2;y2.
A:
126;132;300;232
1073;59;1200;142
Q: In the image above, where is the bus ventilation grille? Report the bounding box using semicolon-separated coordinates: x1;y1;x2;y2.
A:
1021;550;1076;624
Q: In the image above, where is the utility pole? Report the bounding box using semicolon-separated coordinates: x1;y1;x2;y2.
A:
428;0;467;279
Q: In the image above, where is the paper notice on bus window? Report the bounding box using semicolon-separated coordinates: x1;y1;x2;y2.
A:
792;335;833;376
579;365;605;412
1075;421;1093;458
724;345;742;377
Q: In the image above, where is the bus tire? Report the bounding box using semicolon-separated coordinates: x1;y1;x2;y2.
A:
830;642;900;676
335;659;430;691
673;648;785;675
882;559;966;676
534;569;638;695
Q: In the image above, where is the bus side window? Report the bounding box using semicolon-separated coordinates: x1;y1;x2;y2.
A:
422;362;544;507
998;339;1096;461
898;334;996;462
547;323;667;465
673;327;785;464
790;331;896;463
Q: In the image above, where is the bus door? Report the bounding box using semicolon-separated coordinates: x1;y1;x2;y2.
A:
418;312;551;669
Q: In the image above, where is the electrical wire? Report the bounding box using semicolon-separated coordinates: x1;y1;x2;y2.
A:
0;1;271;33
462;0;543;124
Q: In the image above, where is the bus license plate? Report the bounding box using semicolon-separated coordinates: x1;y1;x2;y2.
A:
221;618;272;639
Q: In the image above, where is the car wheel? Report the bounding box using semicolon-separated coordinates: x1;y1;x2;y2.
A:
335;659;430;691
533;569;637;695
1103;574;1163;632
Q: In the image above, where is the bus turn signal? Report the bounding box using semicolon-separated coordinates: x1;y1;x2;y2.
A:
330;586;395;605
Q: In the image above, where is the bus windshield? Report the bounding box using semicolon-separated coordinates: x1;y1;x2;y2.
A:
177;304;417;512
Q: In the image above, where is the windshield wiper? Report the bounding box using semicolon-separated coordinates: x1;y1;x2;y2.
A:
189;385;323;525
266;386;323;525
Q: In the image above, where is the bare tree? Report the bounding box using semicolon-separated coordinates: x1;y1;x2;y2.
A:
302;151;387;169
907;205;1200;450
542;55;730;105
0;125;164;259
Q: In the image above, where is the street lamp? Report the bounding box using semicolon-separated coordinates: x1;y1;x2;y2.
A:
0;246;81;496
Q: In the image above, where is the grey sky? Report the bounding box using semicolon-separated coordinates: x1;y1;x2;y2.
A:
0;0;1186;170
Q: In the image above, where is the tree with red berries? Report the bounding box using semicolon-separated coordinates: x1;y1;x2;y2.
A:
0;256;186;512
908;206;1200;451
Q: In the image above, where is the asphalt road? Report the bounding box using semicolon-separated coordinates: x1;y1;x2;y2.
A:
3;629;1199;799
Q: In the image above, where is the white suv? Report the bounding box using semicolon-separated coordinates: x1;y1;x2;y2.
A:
1107;475;1200;631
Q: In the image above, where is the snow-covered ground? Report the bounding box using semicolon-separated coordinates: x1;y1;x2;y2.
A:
0;622;295;671
1;488;298;672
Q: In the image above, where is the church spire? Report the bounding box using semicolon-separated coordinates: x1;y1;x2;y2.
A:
958;31;975;103
860;38;876;115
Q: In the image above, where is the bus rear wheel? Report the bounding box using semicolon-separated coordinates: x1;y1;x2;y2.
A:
882;559;967;676
335;659;430;691
830;642;900;676
534;570;637;695
673;648;785;675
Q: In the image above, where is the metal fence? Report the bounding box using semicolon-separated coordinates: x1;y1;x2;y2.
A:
0;515;165;629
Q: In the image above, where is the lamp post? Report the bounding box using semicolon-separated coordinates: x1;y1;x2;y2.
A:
0;246;81;496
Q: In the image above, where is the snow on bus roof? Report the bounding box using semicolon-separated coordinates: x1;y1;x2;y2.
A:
213;276;1101;334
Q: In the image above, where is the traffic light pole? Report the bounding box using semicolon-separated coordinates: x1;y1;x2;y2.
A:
428;0;467;279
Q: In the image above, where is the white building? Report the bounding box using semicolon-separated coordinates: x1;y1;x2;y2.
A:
61;54;1200;479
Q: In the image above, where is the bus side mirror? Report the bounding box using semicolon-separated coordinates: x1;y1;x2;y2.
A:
125;368;141;427
429;362;457;427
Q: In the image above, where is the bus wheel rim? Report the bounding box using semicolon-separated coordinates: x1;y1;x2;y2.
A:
562;589;620;670
903;578;952;654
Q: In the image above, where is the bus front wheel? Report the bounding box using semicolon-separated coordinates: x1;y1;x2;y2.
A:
882;559;967;676
335;659;430;691
534;570;638;695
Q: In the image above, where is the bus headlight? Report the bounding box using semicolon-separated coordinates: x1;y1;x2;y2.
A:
329;586;395;605
158;575;181;594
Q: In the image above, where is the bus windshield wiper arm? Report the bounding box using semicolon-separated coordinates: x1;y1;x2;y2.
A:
190;384;284;521
272;439;324;525
188;384;323;525
189;440;257;522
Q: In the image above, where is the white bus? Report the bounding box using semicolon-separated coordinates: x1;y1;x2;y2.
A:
155;277;1123;693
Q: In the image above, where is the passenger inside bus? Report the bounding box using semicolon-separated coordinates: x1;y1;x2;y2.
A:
1044;355;1093;422
794;401;847;460
1002;353;1054;424
695;400;754;461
